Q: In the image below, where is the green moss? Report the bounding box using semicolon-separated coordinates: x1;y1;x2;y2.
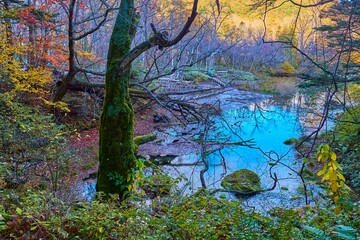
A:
134;133;156;146
221;169;262;193
133;133;156;154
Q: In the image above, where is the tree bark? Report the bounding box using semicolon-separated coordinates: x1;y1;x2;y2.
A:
96;0;137;198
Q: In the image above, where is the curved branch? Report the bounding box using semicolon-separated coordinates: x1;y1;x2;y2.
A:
115;0;199;75
72;7;117;41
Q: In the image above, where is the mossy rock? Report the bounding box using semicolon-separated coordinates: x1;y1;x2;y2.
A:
221;169;262;195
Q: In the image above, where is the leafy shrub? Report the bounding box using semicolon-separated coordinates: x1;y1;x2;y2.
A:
140;173;172;199
333;106;360;191
347;83;360;102
335;106;360;144
0;100;70;190
268;62;296;77
281;61;296;76
1;188;359;239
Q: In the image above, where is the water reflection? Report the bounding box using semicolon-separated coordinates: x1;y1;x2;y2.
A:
166;91;326;210
204;102;304;191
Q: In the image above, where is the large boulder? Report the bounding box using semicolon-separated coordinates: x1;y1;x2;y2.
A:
221;169;262;195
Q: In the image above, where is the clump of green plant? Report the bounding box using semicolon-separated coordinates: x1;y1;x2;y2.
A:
130;65;147;81
335;107;360;146
284;137;297;145
183;70;208;82
139;172;173;198
227;69;257;81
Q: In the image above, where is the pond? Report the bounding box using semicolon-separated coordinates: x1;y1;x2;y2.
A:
79;87;327;209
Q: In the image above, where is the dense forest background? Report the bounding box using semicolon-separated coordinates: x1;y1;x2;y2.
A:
1;0;360;239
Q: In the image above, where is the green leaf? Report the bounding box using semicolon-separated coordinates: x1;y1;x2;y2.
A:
15;207;22;215
30;225;38;231
330;151;337;161
322;144;330;153
317;168;327;176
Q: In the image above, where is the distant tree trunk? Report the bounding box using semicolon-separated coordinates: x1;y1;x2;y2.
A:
207;52;215;74
52;0;77;103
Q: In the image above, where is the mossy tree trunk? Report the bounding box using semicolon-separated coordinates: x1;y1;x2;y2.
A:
96;0;200;199
96;0;137;198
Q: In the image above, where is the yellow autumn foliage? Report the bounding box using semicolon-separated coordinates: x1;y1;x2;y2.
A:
0;25;52;101
317;144;349;215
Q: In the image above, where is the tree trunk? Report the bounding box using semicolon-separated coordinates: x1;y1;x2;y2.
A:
96;0;137;199
52;0;77;103
96;0;199;199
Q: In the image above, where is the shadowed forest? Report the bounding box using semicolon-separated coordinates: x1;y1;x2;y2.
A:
1;0;360;239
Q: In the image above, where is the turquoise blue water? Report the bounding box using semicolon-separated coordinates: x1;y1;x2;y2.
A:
203;103;304;190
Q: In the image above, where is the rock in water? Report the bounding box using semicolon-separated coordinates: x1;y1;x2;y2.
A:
221;169;262;195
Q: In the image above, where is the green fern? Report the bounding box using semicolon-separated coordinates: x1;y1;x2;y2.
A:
302;225;327;239
330;225;357;240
